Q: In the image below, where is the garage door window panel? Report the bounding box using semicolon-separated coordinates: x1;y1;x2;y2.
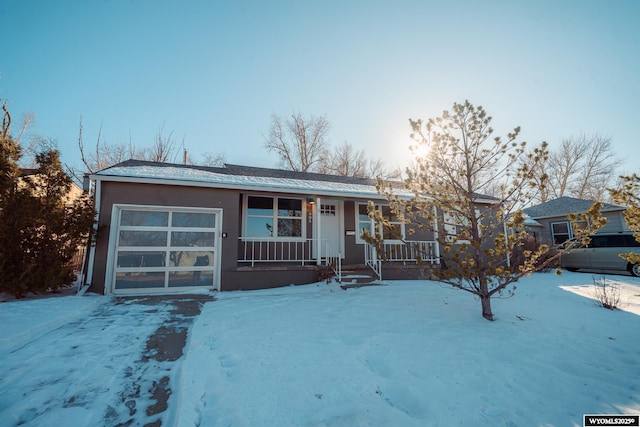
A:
172;212;216;228
168;271;214;287
118;230;168;247
120;210;169;227
115;272;165;289
171;231;215;247
170;251;213;267
117;251;166;268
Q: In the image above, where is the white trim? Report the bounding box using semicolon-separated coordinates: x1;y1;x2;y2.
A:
316;197;322;263
317;199;345;258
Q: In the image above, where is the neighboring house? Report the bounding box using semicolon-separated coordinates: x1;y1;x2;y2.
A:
20;168;84;203
523;196;629;245
84;160;468;295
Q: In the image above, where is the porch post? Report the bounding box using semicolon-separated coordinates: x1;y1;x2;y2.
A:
316;196;322;265
433;206;441;264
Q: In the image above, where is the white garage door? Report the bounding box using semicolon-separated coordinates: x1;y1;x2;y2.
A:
110;205;222;294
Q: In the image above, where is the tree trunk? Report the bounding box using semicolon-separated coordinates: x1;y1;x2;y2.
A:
481;294;494;321
477;264;495;321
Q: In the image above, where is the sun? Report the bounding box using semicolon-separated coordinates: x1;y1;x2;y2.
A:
409;141;430;159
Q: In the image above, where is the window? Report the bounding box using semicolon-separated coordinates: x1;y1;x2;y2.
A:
443;210;481;244
551;221;571;245
357;204;374;243
380;205;404;241
355;203;404;243
624;235;640;247
321;204;336;216
244;196;303;238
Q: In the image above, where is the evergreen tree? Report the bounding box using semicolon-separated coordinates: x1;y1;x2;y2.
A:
369;100;605;321
0;101;33;296
610;174;640;264
0;186;37;297
21;150;94;294
0;101;21;201
0;100;94;297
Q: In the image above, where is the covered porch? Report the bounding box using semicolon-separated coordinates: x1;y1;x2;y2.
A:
238;237;439;282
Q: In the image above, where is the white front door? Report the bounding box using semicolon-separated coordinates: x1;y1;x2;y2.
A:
318;200;344;258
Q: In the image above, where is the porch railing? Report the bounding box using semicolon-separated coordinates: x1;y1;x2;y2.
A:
238;238;437;283
238;238;342;281
381;240;438;263
364;242;382;280
364;240;439;280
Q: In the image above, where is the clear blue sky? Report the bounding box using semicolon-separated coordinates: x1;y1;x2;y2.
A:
1;0;639;174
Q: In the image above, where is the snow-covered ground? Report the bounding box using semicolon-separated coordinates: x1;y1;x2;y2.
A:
1;271;639;426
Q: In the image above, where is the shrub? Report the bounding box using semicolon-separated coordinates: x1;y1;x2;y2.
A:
592;275;620;310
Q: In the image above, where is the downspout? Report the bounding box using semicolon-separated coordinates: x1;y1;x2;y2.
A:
83;177;101;293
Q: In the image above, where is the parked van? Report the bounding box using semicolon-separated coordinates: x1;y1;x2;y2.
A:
560;233;640;276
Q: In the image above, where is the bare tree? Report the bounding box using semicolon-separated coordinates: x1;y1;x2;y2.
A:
571;134;618;200
264;111;330;172
147;123;181;163
532;134;618;203
318;142;368;177
198;151;227;167
77;118;184;178
78;117;140;175
0;108;39;168
368;158;401;180
12;111;33;147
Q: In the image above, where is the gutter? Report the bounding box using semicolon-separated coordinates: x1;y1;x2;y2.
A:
89;173;399;201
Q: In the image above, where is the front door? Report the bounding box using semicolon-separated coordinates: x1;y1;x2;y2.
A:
318;200;344;259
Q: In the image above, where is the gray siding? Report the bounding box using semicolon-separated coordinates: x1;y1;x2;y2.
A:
534;211;630;244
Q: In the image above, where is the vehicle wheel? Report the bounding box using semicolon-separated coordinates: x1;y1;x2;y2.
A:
630;263;640;277
566;268;579;272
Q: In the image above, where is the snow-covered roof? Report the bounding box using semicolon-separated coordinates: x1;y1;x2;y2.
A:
523;216;544;227
92;160;405;199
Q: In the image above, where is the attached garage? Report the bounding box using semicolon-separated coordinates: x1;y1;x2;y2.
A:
106;204;222;294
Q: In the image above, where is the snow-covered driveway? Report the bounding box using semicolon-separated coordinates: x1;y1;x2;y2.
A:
0;294;212;427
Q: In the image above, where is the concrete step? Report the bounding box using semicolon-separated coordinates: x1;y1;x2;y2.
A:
339;270;377;285
339;272;380;290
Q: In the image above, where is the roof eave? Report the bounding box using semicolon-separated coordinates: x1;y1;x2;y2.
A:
90;173;394;200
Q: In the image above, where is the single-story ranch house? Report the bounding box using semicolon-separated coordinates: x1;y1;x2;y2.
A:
523;196;629;244
84;160;488;295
